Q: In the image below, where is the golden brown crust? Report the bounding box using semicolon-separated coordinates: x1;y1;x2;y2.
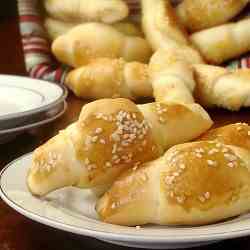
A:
162;142;246;211
73;98;160;187
141;0;190;51
200;123;250;151
44;0;129;23
27;97;212;197
97;140;250;226
193;64;250;110
65;58;152;99
149;48;197;104
190;18;250;65
52;23;152;67
176;0;249;32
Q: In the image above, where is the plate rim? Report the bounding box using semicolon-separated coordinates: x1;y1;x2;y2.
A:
0;74;67;122
0;100;67;135
1;152;250;244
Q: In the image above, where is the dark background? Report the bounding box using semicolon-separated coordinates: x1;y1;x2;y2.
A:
1;0;18;18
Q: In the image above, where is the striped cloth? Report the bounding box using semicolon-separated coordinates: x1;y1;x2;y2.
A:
17;0;250;85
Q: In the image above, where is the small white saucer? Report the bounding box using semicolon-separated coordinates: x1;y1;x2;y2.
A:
0;101;67;144
0;75;67;129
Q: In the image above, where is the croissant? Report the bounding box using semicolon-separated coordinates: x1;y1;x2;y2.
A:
141;0;189;50
200;123;250;151
190;18;250;65
44;0;129;23
52;23;152;67
97;123;250;226
44;18;77;41
141;0;204;63
150;49;250;111
44;18;142;41
176;0;249;32
193;64;250;111
149;48;202;104
65;58;152;99
27;97;212;197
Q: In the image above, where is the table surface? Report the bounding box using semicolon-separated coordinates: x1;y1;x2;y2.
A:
2;15;250;250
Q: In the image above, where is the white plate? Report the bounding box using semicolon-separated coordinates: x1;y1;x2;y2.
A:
0;101;67;144
1;154;250;249
0;75;67;126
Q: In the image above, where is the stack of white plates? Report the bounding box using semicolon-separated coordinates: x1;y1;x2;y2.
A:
0;75;67;144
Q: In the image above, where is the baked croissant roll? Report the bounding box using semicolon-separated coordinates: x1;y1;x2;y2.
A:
97;126;250;226
52;23;152;67
151;49;250;111
65;48;250;111
141;0;189;50
193;64;250;111
149;48;202;104
200;123;250;151
176;0;249;32
191;18;250;65
44;0;129;24
27;98;212;197
44;17;142;41
44;18;77;41
65;58;152;99
141;0;204;65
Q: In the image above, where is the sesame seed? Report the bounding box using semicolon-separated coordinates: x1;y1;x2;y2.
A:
95;113;103;119
208;148;219;155
133;162;141;171
207;160;217;166
165;176;175;185
198;196;206;203
112;144;117;154
228;162;235;168
91;136;98;143
204;192;210;199
196;153;202;158
111;203;116;209
105;162;112;168
111;133;120;142
135;225;141;229
85;136;92;146
248;131;250;136
122;141;129;147
180;164;186;169
95;128;103;134
141;174;148;181
224;153;237;161
169;191;174;198
176;196;185;204
173;172;179;177
100;139;106;144
86;164;97;171
159;117;165;123
123;134;130;139
222;148;228;153
84;158;90;165
112;155;119;160
116;147;122;152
